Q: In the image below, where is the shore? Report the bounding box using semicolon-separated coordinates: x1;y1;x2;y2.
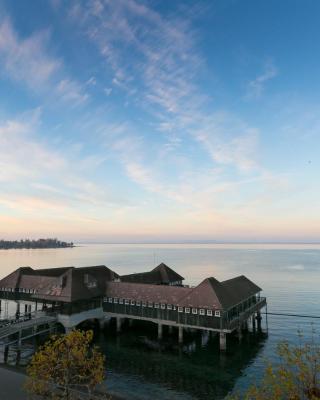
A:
0;365;27;399
0;365;125;400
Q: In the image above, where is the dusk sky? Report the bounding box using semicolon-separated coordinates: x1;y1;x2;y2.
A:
0;0;319;242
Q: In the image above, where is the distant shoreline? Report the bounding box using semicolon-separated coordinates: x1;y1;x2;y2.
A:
0;239;74;250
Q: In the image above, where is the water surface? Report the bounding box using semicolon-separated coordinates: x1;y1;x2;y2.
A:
1;243;320;399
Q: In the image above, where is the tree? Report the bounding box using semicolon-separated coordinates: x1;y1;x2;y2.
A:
25;330;106;399
229;332;320;400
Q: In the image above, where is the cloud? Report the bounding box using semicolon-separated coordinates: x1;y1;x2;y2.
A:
56;79;89;105
246;61;278;99
0;17;60;89
0;16;88;105
70;0;260;175
0;110;131;221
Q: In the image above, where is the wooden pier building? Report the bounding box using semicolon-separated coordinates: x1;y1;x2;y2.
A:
0;264;266;351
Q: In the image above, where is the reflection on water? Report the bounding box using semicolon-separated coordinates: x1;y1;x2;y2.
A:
97;320;268;400
1;243;320;399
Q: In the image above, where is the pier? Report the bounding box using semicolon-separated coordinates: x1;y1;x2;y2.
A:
0;263;267;351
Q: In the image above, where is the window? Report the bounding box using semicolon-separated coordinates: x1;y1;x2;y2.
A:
154;303;159;308
161;303;166;309
192;308;198;314
167;304;172;310
142;301;146;307
178;307;183;313
119;299;124;304
199;309;205;315
215;310;221;317
185;307;190;314
131;300;135;305
207;310;213;316
108;297;113;303
114;298;118;304
148;302;153;308
125;299;129;305
136;301;141;306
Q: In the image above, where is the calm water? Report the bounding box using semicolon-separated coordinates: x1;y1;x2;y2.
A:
1;243;320;399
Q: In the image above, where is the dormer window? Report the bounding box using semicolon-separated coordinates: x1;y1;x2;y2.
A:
215;310;221;317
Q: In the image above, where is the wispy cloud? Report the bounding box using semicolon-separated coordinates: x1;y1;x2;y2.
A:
70;0;260;177
0;110;131;222
246;60;278;99
0;16;88;105
0;17;60;89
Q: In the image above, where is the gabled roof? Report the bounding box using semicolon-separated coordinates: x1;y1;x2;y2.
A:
0;265;119;303
177;278;224;310
177;275;261;310
121;263;184;285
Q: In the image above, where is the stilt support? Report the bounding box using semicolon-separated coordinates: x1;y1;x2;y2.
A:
237;326;242;342
99;318;105;330
178;326;183;344
252;315;256;331
116;317;122;333
158;323;163;340
256;311;262;331
219;332;227;351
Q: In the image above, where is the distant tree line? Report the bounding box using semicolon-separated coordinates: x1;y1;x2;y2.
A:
0;238;74;249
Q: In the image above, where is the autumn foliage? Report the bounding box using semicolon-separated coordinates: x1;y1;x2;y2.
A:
25;329;106;399
230;332;320;400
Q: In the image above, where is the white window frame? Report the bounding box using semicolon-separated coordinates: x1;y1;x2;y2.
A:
154;303;159;308
148;302;153;308
136;301;141;306
130;300;135;305
207;309;213;316
192;308;198;314
125;299;129;305
114;298;118;304
160;303;166;309
119;298;124;304
185;307;190;314
108;297;113;303
199;309;205;315
167;304;172;310
215;310;221;317
142;301;147;307
178;306;183;313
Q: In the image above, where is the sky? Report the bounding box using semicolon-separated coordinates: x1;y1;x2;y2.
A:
0;0;319;243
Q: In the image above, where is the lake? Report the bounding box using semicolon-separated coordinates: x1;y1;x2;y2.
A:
1;243;320;399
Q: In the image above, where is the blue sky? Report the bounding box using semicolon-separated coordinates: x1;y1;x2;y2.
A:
0;0;319;242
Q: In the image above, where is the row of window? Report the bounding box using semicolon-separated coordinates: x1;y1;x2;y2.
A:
0;287;36;294
104;297;221;317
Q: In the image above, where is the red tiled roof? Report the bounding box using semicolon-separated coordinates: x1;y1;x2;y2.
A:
106;281;191;304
